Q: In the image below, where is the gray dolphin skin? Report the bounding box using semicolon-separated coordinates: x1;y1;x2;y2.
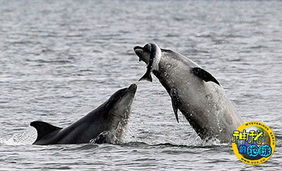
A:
134;43;243;143
30;84;137;145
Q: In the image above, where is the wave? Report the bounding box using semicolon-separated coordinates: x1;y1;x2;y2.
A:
2;127;280;148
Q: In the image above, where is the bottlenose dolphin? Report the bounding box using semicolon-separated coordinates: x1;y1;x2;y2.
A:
31;84;137;145
134;43;243;143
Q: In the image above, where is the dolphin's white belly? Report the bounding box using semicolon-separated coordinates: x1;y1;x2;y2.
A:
157;55;243;142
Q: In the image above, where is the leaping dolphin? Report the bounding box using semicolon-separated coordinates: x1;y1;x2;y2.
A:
31;84;137;145
134;43;243;143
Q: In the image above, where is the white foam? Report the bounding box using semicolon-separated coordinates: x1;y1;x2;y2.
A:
1;126;37;145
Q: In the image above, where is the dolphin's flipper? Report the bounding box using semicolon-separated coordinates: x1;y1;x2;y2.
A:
191;67;220;85
170;88;180;123
30;121;62;142
139;71;153;82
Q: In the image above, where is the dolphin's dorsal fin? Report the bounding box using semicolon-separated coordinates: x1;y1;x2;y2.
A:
30;121;62;142
170;88;180;123
191;67;220;85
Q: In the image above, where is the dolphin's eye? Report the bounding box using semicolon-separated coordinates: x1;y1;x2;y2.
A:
143;44;151;53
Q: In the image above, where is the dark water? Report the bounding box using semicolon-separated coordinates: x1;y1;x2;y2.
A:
0;0;281;170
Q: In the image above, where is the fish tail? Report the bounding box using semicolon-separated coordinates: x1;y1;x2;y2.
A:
139;71;152;82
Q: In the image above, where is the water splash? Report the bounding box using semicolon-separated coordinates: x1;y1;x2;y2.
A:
90;120;128;144
1;126;37;145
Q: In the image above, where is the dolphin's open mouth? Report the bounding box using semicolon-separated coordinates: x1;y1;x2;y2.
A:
133;46;144;61
133;46;143;52
133;43;161;65
133;44;151;64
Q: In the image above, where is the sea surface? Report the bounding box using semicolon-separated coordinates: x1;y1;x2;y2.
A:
0;0;281;170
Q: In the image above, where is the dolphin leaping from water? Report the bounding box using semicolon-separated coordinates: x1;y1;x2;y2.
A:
134;43;243;143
